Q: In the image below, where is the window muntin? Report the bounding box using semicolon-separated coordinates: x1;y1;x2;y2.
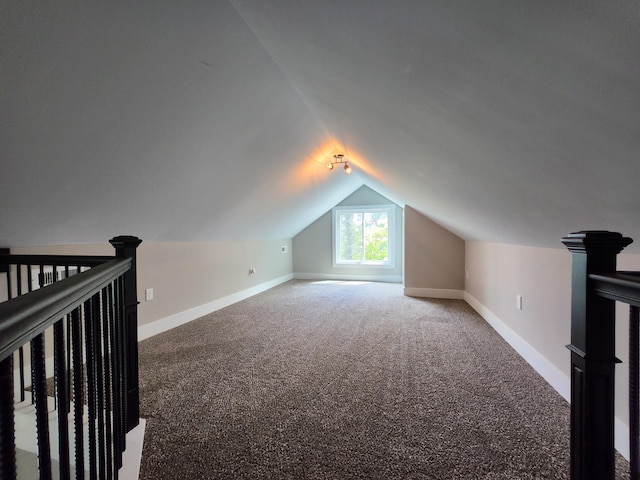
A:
332;204;396;267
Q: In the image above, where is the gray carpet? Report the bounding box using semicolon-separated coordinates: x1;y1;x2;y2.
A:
137;280;630;479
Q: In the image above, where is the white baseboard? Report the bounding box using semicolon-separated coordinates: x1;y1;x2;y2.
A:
615;417;630;461
121;418;146;480
404;287;464;299
464;292;630;460
464;292;571;401
138;274;293;341
293;272;402;283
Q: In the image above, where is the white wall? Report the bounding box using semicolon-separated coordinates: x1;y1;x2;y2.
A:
465;242;571;371
404;205;465;298
6;238;293;385
11;238;293;327
136;239;292;328
465;240;640;457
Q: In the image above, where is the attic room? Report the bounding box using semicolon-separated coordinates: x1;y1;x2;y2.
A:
2;1;640;478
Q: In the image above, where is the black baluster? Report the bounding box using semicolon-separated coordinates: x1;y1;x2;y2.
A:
26;263;33;292
54;318;71;478
67;314;72;413
110;280;124;471
0;355;16;480
109;282;124;476
71;307;85;480
31;333;52;480
5;266;26;404
17;265;35;411
18;347;25;403
84;298;98;480
102;286;115;479
92;293;107;480
16;263;21;296
5;261;12;298
66;265;72;415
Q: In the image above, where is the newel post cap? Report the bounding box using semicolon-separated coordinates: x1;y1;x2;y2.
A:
561;230;632;254
109;235;143;250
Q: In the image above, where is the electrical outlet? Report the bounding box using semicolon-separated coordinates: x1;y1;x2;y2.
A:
516;294;523;310
145;288;154;301
281;246;288;253
249;267;256;275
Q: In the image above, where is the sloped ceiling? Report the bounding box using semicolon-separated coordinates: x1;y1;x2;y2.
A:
2;1;639;250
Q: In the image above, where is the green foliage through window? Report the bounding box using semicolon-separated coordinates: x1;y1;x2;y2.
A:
334;205;394;266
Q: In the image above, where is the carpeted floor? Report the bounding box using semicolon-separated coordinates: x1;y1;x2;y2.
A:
137;280;630;479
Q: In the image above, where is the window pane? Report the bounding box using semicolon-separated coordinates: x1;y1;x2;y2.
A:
339;212;363;261
363;212;388;261
333;204;395;267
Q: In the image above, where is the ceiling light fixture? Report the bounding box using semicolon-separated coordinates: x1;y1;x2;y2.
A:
326;154;352;175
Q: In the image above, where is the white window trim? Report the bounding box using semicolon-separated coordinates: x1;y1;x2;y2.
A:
332;204;396;269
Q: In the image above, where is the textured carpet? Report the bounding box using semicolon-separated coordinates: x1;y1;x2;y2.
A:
137;280;630;479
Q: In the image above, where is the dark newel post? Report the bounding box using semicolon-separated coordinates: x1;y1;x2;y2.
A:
109;235;142;432
562;231;632;480
0;248;9;273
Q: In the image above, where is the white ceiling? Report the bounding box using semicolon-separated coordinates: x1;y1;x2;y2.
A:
2;1;639;250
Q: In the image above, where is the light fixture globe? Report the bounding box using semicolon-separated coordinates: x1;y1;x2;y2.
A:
327;153;353;175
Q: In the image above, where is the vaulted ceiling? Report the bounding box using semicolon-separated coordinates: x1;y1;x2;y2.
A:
2;1;639;250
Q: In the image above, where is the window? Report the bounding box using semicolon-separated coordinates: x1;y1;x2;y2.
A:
332;204;396;267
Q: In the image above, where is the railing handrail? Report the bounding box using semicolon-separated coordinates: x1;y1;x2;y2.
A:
0;254;115;268
589;271;640;307
0;257;131;361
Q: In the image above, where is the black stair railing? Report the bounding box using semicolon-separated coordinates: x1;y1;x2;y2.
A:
0;235;141;480
562;231;640;480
